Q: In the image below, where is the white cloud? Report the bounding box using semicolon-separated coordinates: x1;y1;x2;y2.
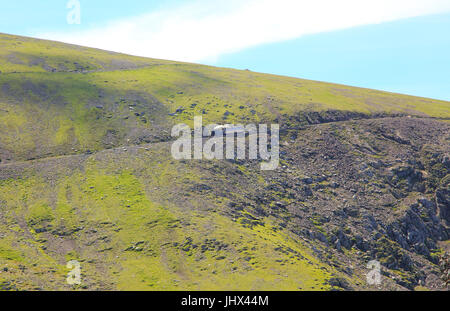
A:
38;0;450;63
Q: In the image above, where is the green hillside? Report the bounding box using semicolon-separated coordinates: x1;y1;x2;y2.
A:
1;33;448;163
0;33;449;291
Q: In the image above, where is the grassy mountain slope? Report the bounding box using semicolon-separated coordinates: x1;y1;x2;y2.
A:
0;33;449;291
1;33;449;163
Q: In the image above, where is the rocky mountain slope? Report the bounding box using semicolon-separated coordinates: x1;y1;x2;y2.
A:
0;33;449;290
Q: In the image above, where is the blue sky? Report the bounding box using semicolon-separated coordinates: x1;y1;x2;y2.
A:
1;0;449;101
211;13;450;101
0;1;173;34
